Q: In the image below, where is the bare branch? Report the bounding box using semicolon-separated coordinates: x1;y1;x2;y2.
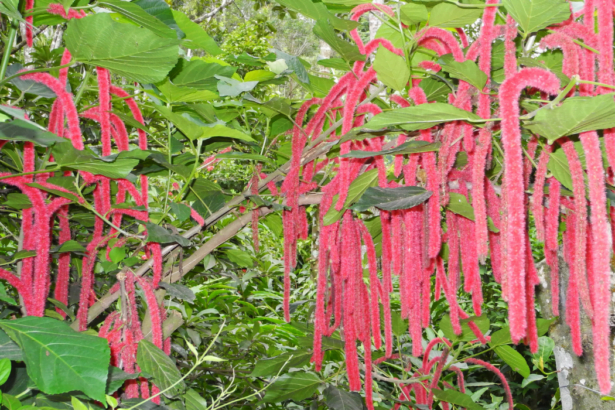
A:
193;0;233;23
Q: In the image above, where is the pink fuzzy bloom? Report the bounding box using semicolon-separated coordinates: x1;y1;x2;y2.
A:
109;86;147;149
532;145;553;243
190;207;205;226
418;60;442;73
563;213;583;355
597;0;614;90
54;206;71;317
540;32;579;79
20;72;83;150
47;3;86;19
97;68;112;156
504;15;518;77
465;358;513;409
455;28;469;48
417;27;465;61
25;0;34;47
498;67;559;341
136;276;163;348
59;49;72;86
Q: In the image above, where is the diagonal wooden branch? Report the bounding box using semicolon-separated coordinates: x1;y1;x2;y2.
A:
192;0;233;23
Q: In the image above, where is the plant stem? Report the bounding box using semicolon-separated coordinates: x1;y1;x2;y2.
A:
0;24;18;81
74;69;92;105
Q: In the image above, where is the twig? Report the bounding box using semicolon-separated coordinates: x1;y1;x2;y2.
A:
193;0;233;23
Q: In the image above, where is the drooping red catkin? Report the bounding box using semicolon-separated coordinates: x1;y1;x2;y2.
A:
525;238;539;353
20;72;83;150
380;211;393;357
563;213;583;356
358;221;382;350
417;27;465;61
559;138;592;317
579;132;612;392
313;223;332;370
54;207;71;317
498;67;559;342
545;178;561;316
349;3;395;54
97;68;112;156
465;358;513;410
135;276;163;348
597;0;614;91
504;15;518;77
532;145;553;242
426;349;450;409
436;257;461;335
25;0;34;47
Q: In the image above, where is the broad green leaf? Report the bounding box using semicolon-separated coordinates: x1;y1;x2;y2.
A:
494;345;530;377
263;372;321;403
225;249;252;268
245;70;276;82
341;141;440;158
0;119;66;147
547;140;585;192
400;3;428;25
26;183;78;201
439;314;490;342
273;0;359;31
0;359;11;386
169;202;191;222
521;374;545;388
313;20;364;63
184;388;208;410
324;169;378;225
52;240;85;253
0;329;22;361
98;0;177;39
201;124;255;142
317;58;350;71
0;0;23;22
249;350;312;377
323;385;364;410
365;103;483;131
531;336;555;370
158;282;196;302
489;319;552;347
439;54;488;90
523;94;615;143
134;0;183;38
447;192;475;221
65;14;179;83
429;3;482;28
373;46;409;92
419;77;450;102
503;0;570;35
216;76;258;97
2;394;21;410
106;366;140;394
171;60;235;91
3;193;32;210
274;50;310;84
172;11;222;55
0;317;110;402
52;141;139;179
391;310;408;337
137;340;185;397
305;74;336;98
145;223;191;247
432;389;483;410
518;55;568;84
153;105;202;139
351;186;432;212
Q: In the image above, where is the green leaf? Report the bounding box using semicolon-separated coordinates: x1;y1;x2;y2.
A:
98;0;177;39
439;314;490;342
158;282;196;302
273;50;310;84
390;310;407;337
184;388;208;410
53;240;86;254
503;0;570;35
171;60;235;90
263;372;321;403
136;339;185;397
134;0;183;38
2;394;21;410
2;193;32;210
341;141;440;158
432;389;484;410
373;46;409;92
429;3;482;28
249;350;312;377
106;366;140;394
323;385;364;410
439;54;488;90
64;14;179;83
447;192;475;221
172;11;221;55
145;223;191;247
26;183;78;201
0;329;22;361
169;202;191;222
0;359;11;386
521;374;545;388
400;3;428;25
523;94;615;143
531;336;555;370
0;0;23;22
0;119;66;147
225;249;252;268
244;70;277;82
52;141;139;179
0;317;110;402
351;186;432;212
272;0;359;31
313;20;364;63
494;345;530;377
365;103;483;131
317;58;350;71
323;169;378;225
216;76;258;98
200;124;255;142
547;140;585;192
